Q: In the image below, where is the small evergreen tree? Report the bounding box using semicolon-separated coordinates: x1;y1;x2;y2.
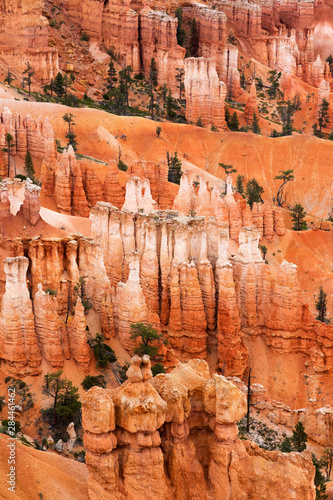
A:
225;107;231;126
316;286;328;323
235;174;245;196
312;453;328;500
280;436;292;453
259;245;267;260
129;323;167;373
73;276;92;311
188;19;199;57
87;333;116;369
175;67;185;100
167;151;183;184
148;58;158;119
267;70;281;99
24;150;35;179
4;68;14;86
156;126;162;137
229;112;240;131
251;112;261;134
106;59;118;101
245;178;264;209
149;58;158;88
2;133;15;177
321;448;333;481
291;421;307;452
63;112;78;151
81;375;106;391
274;169;294;207
43;78;55;97
118;65;132;110
291;203;307;231
166;90;177;120
43;370;81;427
22;62;35;96
318;99;330;133
196;117;204;127
175;7;186;47
54;72;65;97
219;163;237;177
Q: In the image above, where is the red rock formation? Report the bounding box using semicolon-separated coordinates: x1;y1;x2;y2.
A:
243;81;259;125
83;356;316;499
22;179;41;225
0;0;58;82
172;173;285;240
0;257;42;375
67;298;91;372
122;176;157;213
184;57;227;129
54;146;89;216
139;9;186;93
33;283;69;367
0;108;57;163
103;160;125;208
102;3;141;73
82;163;104;208
114;257;160;351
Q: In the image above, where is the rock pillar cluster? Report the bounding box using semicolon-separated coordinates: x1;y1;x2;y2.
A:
83;356;316;500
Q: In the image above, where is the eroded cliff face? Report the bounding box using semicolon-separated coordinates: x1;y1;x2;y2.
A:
0;0;58;82
88;196;333;412
184;58;227;129
0;233;113;375
82;356;316;500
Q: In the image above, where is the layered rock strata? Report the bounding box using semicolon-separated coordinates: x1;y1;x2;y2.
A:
0;257;42;375
83;356;316;500
0;0;58;82
184;58;227;129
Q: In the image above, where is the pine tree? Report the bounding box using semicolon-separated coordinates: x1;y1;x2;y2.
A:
291;422;307;452
2;133;15;177
4;68;14;86
22;62;35;96
175;67;185;100
312;454;328;500
235;174;245;196
225;107;231;127
106;59;118;101
54;72;65;97
280;437;292;453
229;111;240;131
274;169;294;207
291;203;307;231
43;370;81;427
245;178;264;209
259;245;267;260
318;99;330;132
316;286;328;323
188;19;199;57
149;58;158;87
24;151;35;179
251;112;261;134
219;163;237;176
166;90;177;120
175;7;186;47
167;151;183;184
63;113;78;151
118;65;132;110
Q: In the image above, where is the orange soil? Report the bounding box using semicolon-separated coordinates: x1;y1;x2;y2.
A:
0;433;88;500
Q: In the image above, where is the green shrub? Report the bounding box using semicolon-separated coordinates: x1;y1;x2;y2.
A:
80;32;90;42
81;375;106;391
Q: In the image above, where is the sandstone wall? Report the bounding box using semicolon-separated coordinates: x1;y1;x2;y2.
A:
184;58;227;129
0;0;58;82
